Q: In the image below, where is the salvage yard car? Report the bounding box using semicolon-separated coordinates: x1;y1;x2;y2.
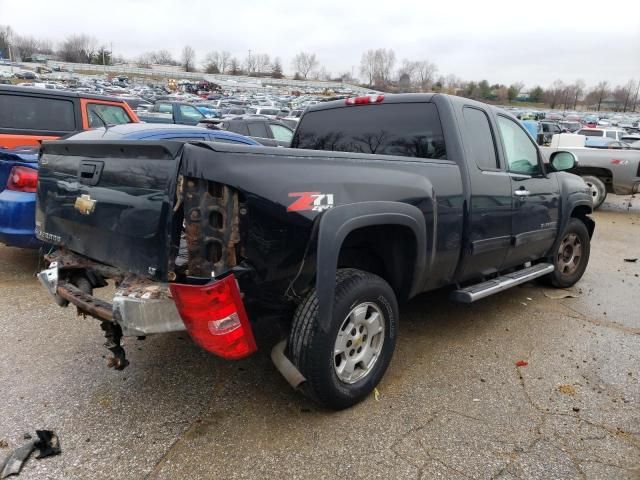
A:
0;146;40;248
36;93;594;409
0;85;139;149
542;133;640;208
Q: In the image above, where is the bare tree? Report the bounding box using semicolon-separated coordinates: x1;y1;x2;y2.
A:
254;53;271;74
313;66;331;81
374;49;396;87
414;60;437;90
444;74;461;92
572;79;585;109
181;45;196;72
544;80;567;109
219;51;231;73
136;52;154;68
244;52;256;74
229;57;241;75
360;50;376;86
14;35;38;60
0;25;13;58
205;51;220;73
612;80;636;112
585;81;609;111
58;34;97;63
154;49;176;65
631;80;640;112
291;52;318;79
398;59;418;84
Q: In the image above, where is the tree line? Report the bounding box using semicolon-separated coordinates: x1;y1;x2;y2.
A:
1;25;638;112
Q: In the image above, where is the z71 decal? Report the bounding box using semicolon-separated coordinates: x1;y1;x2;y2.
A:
287;192;335;212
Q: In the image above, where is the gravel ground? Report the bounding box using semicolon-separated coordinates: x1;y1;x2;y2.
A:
1;195;639;479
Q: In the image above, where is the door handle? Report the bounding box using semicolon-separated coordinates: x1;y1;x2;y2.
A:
514;189;530;196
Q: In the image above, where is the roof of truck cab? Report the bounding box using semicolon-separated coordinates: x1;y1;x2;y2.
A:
304;93;509;115
307;93;436;112
0;84;130;103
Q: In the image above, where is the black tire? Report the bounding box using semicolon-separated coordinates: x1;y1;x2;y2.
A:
288;268;398;410
581;175;607;209
548;218;591;288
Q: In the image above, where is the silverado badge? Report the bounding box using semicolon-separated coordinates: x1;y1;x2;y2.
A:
74;194;96;215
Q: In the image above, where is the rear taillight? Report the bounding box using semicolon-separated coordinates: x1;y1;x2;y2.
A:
6;166;38;193
169;275;257;360
345;94;385;105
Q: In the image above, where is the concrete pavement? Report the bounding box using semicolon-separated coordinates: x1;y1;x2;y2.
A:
1;196;639;479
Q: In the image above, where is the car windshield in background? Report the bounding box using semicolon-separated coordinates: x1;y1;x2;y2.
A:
260;109;279;116
577;129;603;137
293;103;447;159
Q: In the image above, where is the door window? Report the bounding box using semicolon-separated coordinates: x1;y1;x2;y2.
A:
87;103;131;127
178;105;205;122
271;124;293;142
462;107;498;170
496;116;541;175
247;122;269;138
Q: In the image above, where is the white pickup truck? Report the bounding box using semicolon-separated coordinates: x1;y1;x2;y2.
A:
541;134;640;208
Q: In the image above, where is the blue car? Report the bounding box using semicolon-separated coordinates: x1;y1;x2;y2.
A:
0;146;40;248
0;125;259;249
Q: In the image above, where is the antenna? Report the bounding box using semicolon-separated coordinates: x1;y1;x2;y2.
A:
91;109;112;137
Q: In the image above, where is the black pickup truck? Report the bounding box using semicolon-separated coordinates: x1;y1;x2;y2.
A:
36;93;594;409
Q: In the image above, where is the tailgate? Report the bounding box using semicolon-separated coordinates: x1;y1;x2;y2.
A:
36;141;183;279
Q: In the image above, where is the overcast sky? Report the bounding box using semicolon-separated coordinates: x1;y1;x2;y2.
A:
2;0;639;88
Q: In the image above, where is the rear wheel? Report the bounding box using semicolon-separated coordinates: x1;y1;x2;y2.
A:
581;175;607;209
547;218;591;288
288;268;398;409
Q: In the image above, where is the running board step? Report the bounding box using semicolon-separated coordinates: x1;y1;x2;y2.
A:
450;263;554;304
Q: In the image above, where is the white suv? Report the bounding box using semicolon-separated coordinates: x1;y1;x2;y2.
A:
576;128;627;141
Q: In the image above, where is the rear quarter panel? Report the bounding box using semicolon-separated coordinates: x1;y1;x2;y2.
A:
180;143;464;302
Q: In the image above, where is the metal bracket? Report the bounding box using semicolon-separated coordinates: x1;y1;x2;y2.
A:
37;262;68;307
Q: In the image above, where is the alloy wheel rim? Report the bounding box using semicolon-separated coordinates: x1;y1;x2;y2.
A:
557;233;582;275
333;302;385;384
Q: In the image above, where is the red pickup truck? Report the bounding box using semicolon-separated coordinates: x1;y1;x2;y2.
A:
0;85;139;148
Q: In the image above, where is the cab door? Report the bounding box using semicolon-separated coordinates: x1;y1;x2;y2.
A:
495;115;560;268
457;106;513;281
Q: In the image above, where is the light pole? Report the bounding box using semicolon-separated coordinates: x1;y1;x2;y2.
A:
7;30;13;74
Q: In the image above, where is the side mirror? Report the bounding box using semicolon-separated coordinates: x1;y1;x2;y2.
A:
550;151;577;171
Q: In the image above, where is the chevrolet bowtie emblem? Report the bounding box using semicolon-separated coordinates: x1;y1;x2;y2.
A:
74;194;96;215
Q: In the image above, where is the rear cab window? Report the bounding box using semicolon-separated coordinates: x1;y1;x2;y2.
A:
293;102;446;159
0;94;76;132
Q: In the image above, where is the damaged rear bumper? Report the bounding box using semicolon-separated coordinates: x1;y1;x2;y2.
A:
38;258;185;337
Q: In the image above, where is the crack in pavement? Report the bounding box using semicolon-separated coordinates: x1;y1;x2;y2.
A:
513;363;640;476
559;303;640;336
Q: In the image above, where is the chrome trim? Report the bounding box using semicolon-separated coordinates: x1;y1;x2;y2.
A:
450;263;555;303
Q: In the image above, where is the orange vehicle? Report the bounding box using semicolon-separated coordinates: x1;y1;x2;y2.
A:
0;85;139;149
